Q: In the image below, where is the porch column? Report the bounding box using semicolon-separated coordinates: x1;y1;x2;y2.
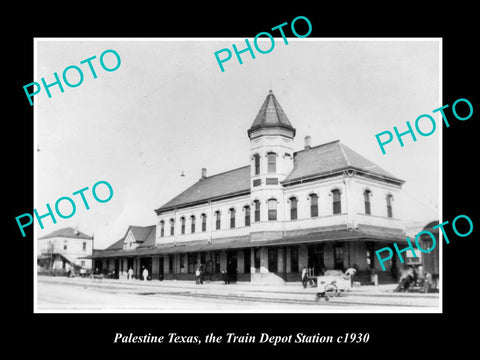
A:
277;248;285;273
260;247;268;273
250;248;256;274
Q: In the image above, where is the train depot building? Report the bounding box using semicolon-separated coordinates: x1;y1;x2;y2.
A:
90;91;408;284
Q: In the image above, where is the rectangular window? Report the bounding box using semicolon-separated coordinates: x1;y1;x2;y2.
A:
181;218;185;234
254;201;260;222
267;153;276;173
268;199;277;221
215;212;221;230
387;195;393;218
81;260;85;267
310;194;318;217
188;253;197;274
253;179;262;187
191;216;195;233
265;177;278;185
254;154;260;175
290;247;299;272
82;242;87;251
230;209;235;228
290;197;297;220
245;206;251;226
332;190;341;214
364;191;371;215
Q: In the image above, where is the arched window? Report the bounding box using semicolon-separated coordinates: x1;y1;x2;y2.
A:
215;211;221;230
190;215;196;233
230;208;236;228
180;217;186;234
244;206;251;226
364;190;372;215
253;154;260;175
160;220;165;237
201;214;207;232
267;152;276;173
332;189;341;214
290;197;298;220
386;194;393;218
310;194;318;217
169;218;175;236
253;200;260;222
268;199;277;221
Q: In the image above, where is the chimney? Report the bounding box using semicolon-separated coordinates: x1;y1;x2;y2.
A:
201;168;207;180
304;135;311;150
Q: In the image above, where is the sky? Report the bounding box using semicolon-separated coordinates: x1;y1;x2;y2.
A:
35;38;440;249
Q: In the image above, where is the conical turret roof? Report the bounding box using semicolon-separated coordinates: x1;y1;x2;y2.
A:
247;90;296;138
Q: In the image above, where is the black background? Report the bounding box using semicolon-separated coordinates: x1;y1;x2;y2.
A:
6;4;478;356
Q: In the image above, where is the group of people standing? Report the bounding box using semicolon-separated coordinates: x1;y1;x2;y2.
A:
395;265;433;293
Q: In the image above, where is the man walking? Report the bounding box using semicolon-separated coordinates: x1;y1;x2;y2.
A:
301;266;308;288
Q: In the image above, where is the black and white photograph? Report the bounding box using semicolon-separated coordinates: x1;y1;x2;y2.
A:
7;6;479;356
33;38;441;313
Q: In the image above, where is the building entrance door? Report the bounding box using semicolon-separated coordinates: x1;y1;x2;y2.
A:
268;248;278;273
114;259;120;279
226;251;237;283
140;257;152;280
308;244;325;275
158;256;164;280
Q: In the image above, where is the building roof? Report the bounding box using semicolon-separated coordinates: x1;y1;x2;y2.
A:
38;227;93;240
156;166;251;213
103;225;156;251
248;90;296;137
155;141;403;213
155;92;403;214
88;226;407;260
283;140;402;184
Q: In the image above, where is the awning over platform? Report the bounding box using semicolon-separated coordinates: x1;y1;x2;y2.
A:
88;227;406;259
